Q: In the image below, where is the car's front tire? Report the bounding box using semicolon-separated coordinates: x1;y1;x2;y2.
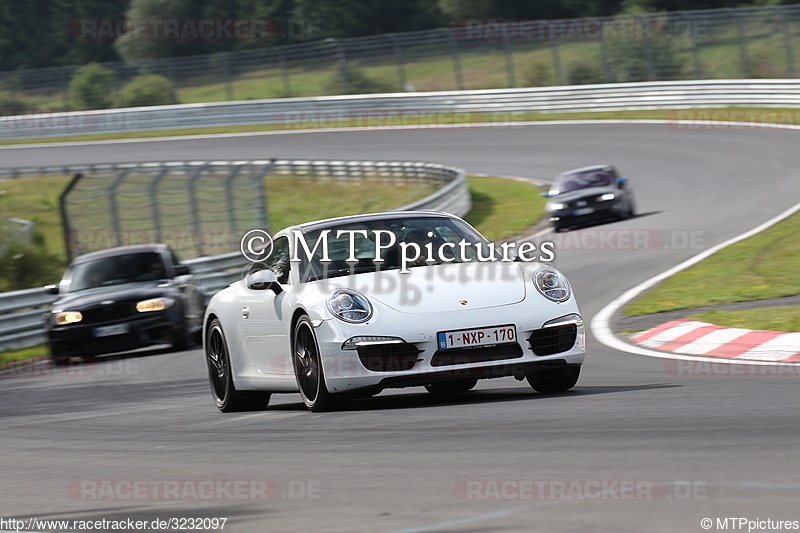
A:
292;315;340;412
425;378;478;394
205;319;271;412
526;366;581;394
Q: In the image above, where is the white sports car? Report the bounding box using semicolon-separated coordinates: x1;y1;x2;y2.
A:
204;211;585;412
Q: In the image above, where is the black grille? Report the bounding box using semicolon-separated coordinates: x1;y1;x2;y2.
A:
357;343;421;372
528;325;577;356
80;302;138;325
431;343;523;367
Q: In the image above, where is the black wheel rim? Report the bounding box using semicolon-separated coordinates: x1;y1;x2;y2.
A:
294;323;320;404
206;325;228;401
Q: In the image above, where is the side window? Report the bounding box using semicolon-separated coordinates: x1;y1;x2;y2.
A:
265;236;291;284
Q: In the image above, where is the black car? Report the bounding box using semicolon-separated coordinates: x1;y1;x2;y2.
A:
543;165;635;232
44;244;205;365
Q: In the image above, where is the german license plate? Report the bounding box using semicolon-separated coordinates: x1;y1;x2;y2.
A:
437;325;516;350
573;207;594;216
93;324;130;337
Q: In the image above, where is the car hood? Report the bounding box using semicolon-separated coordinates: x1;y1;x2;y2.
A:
349;261;528;314
53;281;175;311
549;186;614;204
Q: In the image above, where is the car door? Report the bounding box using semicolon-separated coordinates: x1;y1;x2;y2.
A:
239;236;293;378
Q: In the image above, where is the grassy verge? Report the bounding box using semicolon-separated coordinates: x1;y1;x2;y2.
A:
465;175;546;239
3;107;800;146
625;209;800;316
686;306;800;333
0;345;49;367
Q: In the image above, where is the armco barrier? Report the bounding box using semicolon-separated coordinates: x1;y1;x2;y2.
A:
0;159;469;352
2;80;800;140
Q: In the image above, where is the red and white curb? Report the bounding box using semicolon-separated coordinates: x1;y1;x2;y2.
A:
631;320;800;362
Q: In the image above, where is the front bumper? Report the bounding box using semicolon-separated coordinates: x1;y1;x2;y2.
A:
47;313;181;356
549;200;620;226
317;306;586;393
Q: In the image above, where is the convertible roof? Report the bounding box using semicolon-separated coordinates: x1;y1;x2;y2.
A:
71;244;169;265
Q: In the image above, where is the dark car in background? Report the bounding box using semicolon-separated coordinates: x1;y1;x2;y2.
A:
44;244;205;365
543;165;635;232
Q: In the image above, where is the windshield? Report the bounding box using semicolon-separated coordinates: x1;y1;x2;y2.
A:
297;216;488;282
65;252;167;292
551;169;614;195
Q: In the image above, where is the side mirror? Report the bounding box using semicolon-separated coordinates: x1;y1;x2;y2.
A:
174;264;191;276
44;284;59;295
616;177;628;189
541;191;551;198
247;269;282;294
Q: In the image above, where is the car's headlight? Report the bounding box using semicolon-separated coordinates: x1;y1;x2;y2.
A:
534;268;571;302
136;297;175;313
548;202;566;211
597;193;615;201
328;289;372;323
54;311;83;325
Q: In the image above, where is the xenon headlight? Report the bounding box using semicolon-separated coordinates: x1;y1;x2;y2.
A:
597;193;615;202
136;297;175;313
534;267;571;302
327;289;372;323
54;311;83;325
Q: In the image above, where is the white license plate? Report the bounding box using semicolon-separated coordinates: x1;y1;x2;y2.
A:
93;324;130;337
573;207;594;216
437;325;516;350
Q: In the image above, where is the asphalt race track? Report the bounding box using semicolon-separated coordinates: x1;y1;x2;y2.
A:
2;123;800;532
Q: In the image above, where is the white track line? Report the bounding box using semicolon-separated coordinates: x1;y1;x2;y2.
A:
591;198;800;366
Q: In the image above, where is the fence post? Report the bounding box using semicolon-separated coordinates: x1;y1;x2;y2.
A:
502;30;516;88
772;6;796;78
327;39;350;94
550;39;564;85
727;8;750;77
680;12;703;79
277;49;292;97
599;35;612;83
443;28;464;90
387;33;407;91
59;68;69;110
221;53;234;101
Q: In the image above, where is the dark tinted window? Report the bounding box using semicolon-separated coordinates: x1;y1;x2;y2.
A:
265;236;291;284
553;170;614;194
67;252;168;292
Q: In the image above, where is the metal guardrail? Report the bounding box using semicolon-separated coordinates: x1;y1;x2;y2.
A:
1;4;799;112
1;79;799;140
0;160;469;353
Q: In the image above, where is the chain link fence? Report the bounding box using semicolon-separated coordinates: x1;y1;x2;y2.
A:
1;4;800;113
60;161;272;261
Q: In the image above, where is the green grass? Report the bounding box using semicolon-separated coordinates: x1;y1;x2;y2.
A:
625;209;800;316
686;306;800;333
5;107;800;146
465;175;547;240
0;344;49;367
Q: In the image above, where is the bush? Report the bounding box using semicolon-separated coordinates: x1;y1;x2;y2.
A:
68;63;114;110
0;92;32;114
0;233;65;292
119;74;178;108
523;62;554;87
606;38;684;83
325;68;396;95
567;60;605;85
